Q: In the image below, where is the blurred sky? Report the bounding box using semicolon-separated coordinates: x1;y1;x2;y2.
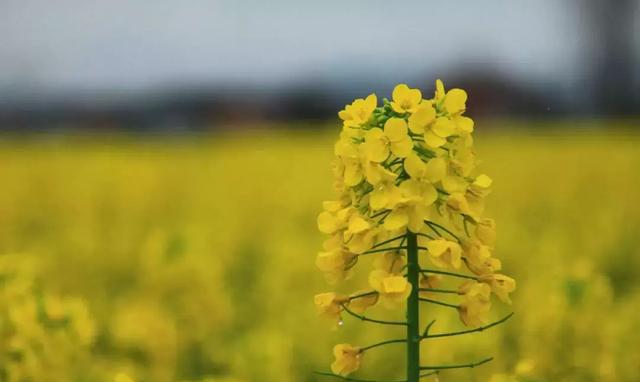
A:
0;1;608;90
0;0;638;123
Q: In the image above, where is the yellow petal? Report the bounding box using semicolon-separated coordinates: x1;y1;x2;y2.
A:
348;215;370;234
385;185;402;208
403;153;425;179
432;117;456;137
384;209;409;231
444;88;467;115
338;109;351;121
473;174;493;188
368;269;388;291
392;84;410;103
390;136;413;158
407;206;428;233
349;291;379;313
455;115;474;133
363;93;378;114
390;102;407;114
369;188;388;210
442;175;468;193
318;211;338;233
384;118;408;142
363;128;389;162
408;103;436;134
435;79;446;101
424;130;447;148
343;161;363;186
475;218;497;246
382;276;408;293
323;200;342;212
399;179;422;199
407;88;422;109
424;157;446;183
426;238;449;257
420;182;438;206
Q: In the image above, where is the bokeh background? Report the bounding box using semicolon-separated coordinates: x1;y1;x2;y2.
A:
0;1;639;382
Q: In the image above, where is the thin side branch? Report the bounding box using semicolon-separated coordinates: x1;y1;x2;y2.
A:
425;223;442;238
362;247;408;255
315;371;406;382
420;357;493;370
419;269;478;281
422;320;436;337
371;234;406;249
424;220;461;242
359;338;405;352
419;288;459;294
349;291;378;301
416;233;436;240
423;313;514;339
341;304;408;326
370;210;389;219
419;298;459;309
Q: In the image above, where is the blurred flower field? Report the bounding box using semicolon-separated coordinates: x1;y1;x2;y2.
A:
1;123;639;382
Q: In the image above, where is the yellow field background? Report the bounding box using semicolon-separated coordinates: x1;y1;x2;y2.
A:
1;122;639;382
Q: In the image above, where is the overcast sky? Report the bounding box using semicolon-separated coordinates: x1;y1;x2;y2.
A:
0;0;600;96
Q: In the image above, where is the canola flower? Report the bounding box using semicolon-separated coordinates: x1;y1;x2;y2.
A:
0;254;96;382
315;81;516;382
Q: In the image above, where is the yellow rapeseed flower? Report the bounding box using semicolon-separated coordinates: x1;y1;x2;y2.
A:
404;153;446;183
383;180;437;232
363;118;413;162
314;292;348;323
331;344;362;376
479;274;516;304
407;103;436;134
463;239;502;276
475;218;497;247
458;281;491;327
348;291;379;314
425;238;463;269
316;248;357;284
369;270;412;308
391;84;422;114
339;94;377;128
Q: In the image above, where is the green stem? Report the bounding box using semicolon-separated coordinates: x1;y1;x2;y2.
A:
405;232;420;382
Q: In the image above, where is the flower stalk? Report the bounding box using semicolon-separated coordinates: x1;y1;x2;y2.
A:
405;232;420;382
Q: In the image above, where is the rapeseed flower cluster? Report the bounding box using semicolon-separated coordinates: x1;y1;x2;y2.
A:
0;255;96;382
315;81;516;378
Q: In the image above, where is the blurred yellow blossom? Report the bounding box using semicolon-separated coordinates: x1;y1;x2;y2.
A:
331;344;362;376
